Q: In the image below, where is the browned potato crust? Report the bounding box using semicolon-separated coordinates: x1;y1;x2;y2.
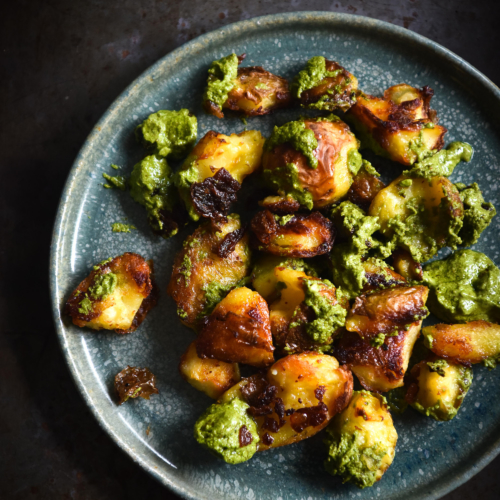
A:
347;167;386;211
362;259;407;294
258;195;301;214
251;210;335;257
392;249;424;281
114;366;159;404
65;253;157;334
196;287;274;367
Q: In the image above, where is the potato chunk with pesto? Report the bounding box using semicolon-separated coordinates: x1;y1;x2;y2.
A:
346;160;385;211
262;116;362;209
269;267;348;354
423;321;500;367
196;287;274;367
406;357;472;420
291;56;358;112
251;210;335;257
176;129;264;221
347;84;446;165
65;253;158;333
324;391;397;488
179;341;240;400
167;215;251;329
221;352;353;450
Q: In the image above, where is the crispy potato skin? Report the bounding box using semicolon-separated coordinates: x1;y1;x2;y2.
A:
346;286;429;338
221;352;353;450
196;287;274;367
258;195;301;214
167;217;251;329
251;210;335;257
362;259;407;294
179;341;241;399
263;119;359;208
423;321;500;365
334;322;422;392
347;168;386;211
65;253;157;333
224;66;291;116
392;249;424;281
348;84;447;165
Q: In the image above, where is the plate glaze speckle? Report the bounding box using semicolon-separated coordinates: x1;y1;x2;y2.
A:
50;12;500;500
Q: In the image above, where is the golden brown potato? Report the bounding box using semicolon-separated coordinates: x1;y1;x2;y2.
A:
334;321;423;392
167;216;251;329
179;341;241;399
346;286;429;340
250;210;335;257
263;117;361;209
258;195;301;214
361;258;407;294
221;352;353;450
292;57;358;112
423;321;500;366
392;249;424;281
346;163;386;211
176;130;264;221
65;253;158;333
196;287;274;367
347;84;447;165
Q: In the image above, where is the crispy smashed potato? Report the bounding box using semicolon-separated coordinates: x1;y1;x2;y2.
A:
114;366;159;405
196;287;274;367
348;84;447;165
334;321;423;392
347;162;386;211
167;216;251;329
258;195;301;214
346;286;429;340
391;249;424;281
251;210;335;257
221;352;353;450
423;321;500;367
179;341;241;399
263;117;361;209
65;253;158;333
176;130;264;220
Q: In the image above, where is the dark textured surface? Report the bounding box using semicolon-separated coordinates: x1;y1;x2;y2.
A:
1;1;499;499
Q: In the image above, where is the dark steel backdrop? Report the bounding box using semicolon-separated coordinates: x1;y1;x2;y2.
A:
1;0;499;498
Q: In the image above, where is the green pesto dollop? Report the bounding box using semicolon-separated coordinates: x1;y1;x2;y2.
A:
202;53;239;110
129;154;178;237
403;141;473;180
265;120;319;169
426;359;449;377
456;182;496;247
135;109;197;159
78;271;117;314
194;398;259;464
423;249;500;323
291;56;342;99
102;173;127;190
111;222;136;233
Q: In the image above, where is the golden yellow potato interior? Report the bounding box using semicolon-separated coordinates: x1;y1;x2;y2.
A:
269;267;307;324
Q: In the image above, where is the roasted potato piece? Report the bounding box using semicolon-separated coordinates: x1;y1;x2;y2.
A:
196;287;274;367
258;195;301;214
65;253;158;333
179;341;240;399
176;129;264;220
346;160;386;211
361;258;408;294
423;321;500;367
114;366;159;405
391;249;423;281
251;210;335;257
406;357;472;420
269;268;348;354
346;286;429;340
369;174;464;262
221;352;353;450
167;216;251;329
292;56;358;112
263;117;361;209
334;321;423;392
347;84;447;165
324;390;397;488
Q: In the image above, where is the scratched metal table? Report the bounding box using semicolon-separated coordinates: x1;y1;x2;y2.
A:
1;0;500;498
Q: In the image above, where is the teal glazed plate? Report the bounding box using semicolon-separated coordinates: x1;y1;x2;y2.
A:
50;12;500;500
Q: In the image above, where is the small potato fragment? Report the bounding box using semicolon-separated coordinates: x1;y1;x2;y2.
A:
221;352;353;450
405;357;472;420
251;210;335;257
167;216;251;329
361;258;407;294
176;130;264;220
196;287;274;367
347;84;447;165
324;391;397;488
114;366;159;405
423;321;500;367
258;195;301;214
334;321;423;392
346;162;386;211
65;253;158;333
391;249;423;281
179;341;240;399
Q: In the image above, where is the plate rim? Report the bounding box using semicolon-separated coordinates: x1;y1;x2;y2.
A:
49;10;500;500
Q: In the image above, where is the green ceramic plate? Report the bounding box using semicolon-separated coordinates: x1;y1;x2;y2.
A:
50;11;500;500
